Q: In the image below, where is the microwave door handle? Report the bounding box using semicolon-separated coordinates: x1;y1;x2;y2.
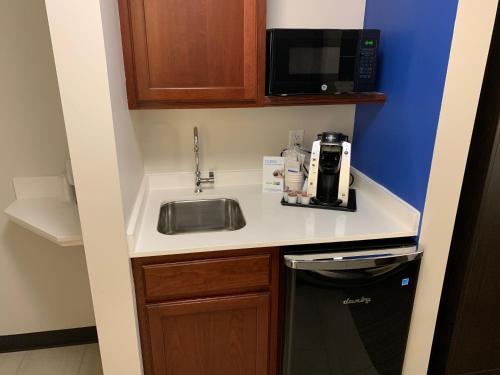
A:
284;248;423;271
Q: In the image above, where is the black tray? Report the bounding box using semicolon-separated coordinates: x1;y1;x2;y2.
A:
281;189;357;212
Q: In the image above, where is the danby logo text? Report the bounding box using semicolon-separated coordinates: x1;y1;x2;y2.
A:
343;296;372;305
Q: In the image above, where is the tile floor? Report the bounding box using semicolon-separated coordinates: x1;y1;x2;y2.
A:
0;344;102;375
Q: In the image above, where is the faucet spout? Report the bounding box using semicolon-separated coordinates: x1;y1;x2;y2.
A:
193;127;214;193
194;127;199;149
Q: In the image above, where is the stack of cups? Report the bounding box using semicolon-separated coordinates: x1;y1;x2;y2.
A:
285;162;304;192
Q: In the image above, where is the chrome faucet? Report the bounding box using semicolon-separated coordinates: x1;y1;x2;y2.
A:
193;127;215;193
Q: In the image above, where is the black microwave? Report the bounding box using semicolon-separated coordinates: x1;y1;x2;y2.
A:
266;29;380;96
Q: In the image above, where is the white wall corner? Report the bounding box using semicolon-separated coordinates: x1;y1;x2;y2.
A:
267;0;366;29
403;1;498;374
44;0;144;373
99;0;145;223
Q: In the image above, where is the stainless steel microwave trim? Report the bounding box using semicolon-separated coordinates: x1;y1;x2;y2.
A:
284;246;422;270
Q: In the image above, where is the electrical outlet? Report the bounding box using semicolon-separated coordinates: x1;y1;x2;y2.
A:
289;129;304;147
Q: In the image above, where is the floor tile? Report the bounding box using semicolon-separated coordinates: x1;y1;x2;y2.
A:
16;345;86;375
78;344;103;375
0;351;26;375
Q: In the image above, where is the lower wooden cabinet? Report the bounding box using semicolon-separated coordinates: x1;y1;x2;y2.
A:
132;247;279;375
147;293;270;375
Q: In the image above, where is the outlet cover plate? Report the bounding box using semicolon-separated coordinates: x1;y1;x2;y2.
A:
289;129;304;147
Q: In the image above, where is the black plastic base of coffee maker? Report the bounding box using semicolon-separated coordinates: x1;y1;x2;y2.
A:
281;189;357;212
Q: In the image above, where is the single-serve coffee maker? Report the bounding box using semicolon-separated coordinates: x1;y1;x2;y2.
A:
307;132;351;207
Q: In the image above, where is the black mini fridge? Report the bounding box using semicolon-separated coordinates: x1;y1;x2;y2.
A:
282;239;422;375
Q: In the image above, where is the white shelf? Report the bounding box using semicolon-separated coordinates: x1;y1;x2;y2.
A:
4;176;83;247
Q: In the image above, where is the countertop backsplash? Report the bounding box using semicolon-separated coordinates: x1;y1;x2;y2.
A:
132;105;355;174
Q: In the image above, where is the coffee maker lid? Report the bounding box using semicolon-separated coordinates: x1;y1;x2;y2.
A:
317;132;349;145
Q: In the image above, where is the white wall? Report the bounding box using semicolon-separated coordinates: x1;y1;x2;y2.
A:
45;0;144;374
0;0;95;335
133;106;354;173
100;0;144;221
133;0;366;174
403;0;498;373
267;0;365;29
41;1;366;373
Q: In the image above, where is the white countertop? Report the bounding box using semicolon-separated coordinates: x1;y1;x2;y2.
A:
128;169;419;257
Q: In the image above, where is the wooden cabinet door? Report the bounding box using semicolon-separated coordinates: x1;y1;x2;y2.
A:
146;293;270;375
120;0;263;107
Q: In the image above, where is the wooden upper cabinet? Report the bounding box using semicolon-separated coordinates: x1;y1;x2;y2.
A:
118;0;266;108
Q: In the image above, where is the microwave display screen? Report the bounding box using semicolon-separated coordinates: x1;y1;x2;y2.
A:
289;47;340;75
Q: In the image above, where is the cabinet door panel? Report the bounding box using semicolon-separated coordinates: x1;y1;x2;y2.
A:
128;0;258;103
147;293;269;375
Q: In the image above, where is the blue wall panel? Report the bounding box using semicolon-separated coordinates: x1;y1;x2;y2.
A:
353;0;459;213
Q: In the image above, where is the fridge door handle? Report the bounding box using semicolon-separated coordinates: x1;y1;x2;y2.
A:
284;246;423;270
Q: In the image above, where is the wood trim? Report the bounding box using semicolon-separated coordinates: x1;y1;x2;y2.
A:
132;256;154;375
142;254;272;302
121;92;388;109
132;247;278;267
256;0;267;106
117;0;138;109
132;99;261;109
127;0;151;102
264;92;387;106
242;0;258;101
0;327;98;353
268;247;281;375
130;93;387;109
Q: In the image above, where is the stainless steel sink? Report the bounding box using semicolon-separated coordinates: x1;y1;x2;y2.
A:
157;198;246;235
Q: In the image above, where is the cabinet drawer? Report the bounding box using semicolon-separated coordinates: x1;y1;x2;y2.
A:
142;254;271;301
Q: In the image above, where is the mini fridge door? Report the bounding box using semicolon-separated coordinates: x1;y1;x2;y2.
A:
282;247;422;375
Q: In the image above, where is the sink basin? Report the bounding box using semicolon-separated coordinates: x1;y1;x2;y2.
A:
158;198;246;235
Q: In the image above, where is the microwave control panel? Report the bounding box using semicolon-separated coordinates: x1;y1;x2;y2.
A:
354;30;380;91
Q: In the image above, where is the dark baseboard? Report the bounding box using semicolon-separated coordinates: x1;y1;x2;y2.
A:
0;326;98;353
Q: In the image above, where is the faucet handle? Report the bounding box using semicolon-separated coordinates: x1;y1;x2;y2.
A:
209;170;215;180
